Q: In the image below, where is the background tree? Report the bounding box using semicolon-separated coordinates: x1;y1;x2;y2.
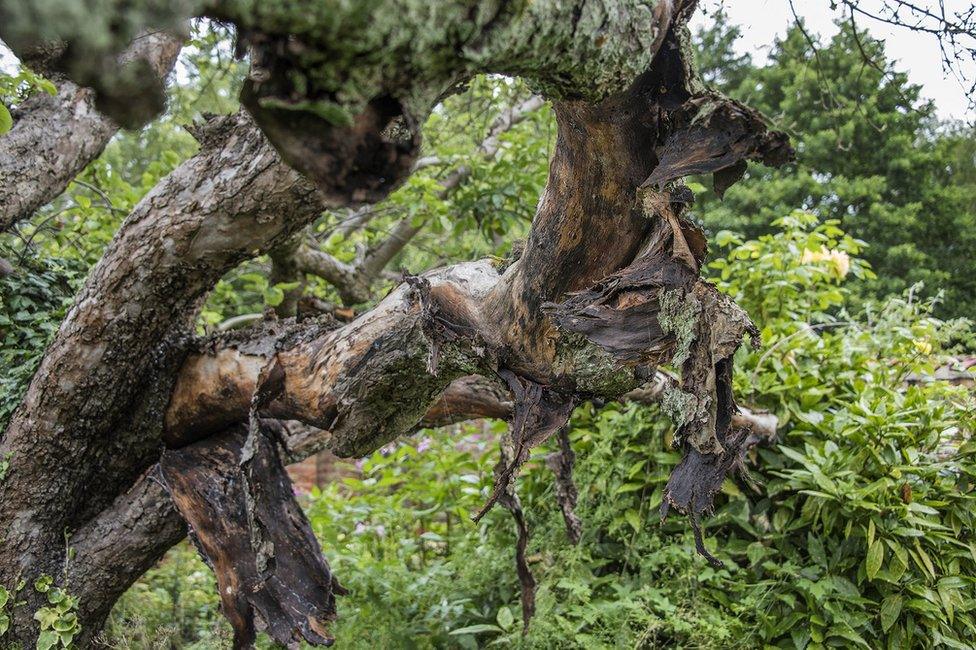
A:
692;12;976;319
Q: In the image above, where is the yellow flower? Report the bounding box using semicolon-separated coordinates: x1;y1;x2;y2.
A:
801;246;850;278
800;247;828;264
912;338;933;355
828;250;850;277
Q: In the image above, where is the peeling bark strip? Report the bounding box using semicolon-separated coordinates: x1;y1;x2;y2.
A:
546;428;583;545
491;440;537;633
160;428;345;649
660;426;751;568
642;93;793;196
473;370;576;522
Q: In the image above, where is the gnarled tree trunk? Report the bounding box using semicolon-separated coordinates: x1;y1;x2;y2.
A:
0;1;790;646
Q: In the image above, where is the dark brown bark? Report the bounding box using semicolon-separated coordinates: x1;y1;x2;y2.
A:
160;428;345;649
68;471;187;641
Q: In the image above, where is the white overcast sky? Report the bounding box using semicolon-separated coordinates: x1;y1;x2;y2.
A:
1;1;973;121
691;0;974;121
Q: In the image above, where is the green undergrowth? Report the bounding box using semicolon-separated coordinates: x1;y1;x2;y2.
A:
103;216;975;649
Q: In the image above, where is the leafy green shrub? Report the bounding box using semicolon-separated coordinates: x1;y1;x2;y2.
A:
102;543;229;649
106;215;974;649
0;254;83;430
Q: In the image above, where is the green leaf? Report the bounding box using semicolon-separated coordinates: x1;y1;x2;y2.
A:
747;542;766;565
34;608;57;628
624;509;642;532
449;624;504;636
264;285;284;307
808;533;827;566
36;629;58;650
0;104;11;135
496;606;514;631
880;594;902;631
866;539;884;580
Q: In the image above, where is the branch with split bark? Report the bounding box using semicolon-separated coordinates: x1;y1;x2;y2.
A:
0;2;796;646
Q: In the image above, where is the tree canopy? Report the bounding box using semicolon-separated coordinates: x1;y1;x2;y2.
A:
693;12;976;318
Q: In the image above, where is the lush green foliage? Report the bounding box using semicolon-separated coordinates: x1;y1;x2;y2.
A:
105;216;975;649
0;255;81;430
693;14;976;320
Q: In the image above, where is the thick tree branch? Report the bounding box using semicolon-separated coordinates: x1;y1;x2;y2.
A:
0;106;418;640
68;471;186;639
0;31;184;232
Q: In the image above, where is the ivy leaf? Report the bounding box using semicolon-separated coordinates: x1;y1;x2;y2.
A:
880;594;902;632
36;630;58;650
0;104;11;135
496;605;514;631
866;539;884;581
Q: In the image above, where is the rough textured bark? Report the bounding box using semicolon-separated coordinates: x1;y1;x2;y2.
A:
160;427;345;649
67;471;187;639
0;1;795;645
0;108;417;640
0;31;184;232
155;40;789;634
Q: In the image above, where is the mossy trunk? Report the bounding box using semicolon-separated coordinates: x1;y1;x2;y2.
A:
0;1;792;646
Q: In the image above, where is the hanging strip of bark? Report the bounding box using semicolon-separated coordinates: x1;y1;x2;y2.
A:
545;428;583;545
160;427;345;649
544;189;759;567
472;369;575;522
492;439;537;633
